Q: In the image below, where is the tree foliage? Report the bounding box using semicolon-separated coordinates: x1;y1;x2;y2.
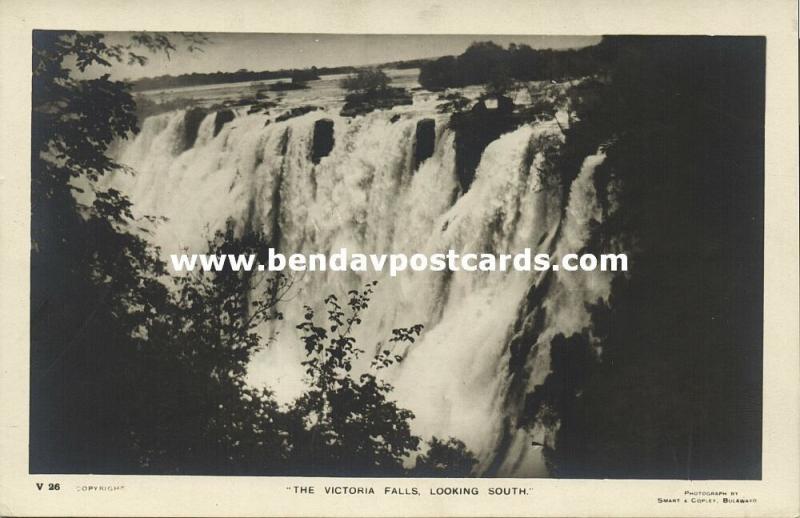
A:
288;283;423;475
418;40;610;91
339;68;391;95
413;437;479;477
31;30;206;472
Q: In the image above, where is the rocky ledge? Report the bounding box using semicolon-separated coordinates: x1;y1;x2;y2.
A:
340;87;412;117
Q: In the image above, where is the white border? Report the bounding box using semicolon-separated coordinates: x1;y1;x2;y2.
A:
1;0;797;516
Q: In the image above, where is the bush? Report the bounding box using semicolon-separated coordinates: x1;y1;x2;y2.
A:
412;437;479;477
340;68;390;95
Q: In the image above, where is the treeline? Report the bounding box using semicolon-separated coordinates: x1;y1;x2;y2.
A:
132;38;621;96
133;66;335;91
132;57;432;92
418;40;616;90
378;58;431;70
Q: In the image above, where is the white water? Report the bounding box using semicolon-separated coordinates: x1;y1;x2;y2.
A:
104;86;616;476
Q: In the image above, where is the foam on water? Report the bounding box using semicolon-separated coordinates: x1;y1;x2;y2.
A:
105;93;615;475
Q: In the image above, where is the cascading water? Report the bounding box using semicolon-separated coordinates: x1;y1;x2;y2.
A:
105;83;618;477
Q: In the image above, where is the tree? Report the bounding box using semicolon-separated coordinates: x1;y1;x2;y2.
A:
412;437;479;477
339;68;390;95
484;64;515;96
127;228;293;474
287;282;422;475
419;55;458;91
31;33;293;471
30;30;212;473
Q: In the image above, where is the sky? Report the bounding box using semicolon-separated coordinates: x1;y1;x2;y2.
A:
91;33;602;80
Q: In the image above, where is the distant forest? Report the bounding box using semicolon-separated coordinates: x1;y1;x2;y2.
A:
131;39;618;93
418;40;614;89
131;58;429;91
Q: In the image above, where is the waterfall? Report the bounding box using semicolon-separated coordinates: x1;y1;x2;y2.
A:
106;100;617;476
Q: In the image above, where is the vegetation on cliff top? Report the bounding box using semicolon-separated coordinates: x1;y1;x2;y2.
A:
339;68;412;117
418;40;612;91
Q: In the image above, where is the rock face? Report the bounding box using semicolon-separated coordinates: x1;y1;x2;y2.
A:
413;118;436;170
311;119;335;164
436;92;471;113
247;100;278;114
213;109;236;137
221;97;257;108
450;94;516;192
275;105;319;122
182;108;208;150
472;93;514;115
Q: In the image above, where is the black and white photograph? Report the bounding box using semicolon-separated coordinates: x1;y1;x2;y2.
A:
29;30;765;479
1;0;798;516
